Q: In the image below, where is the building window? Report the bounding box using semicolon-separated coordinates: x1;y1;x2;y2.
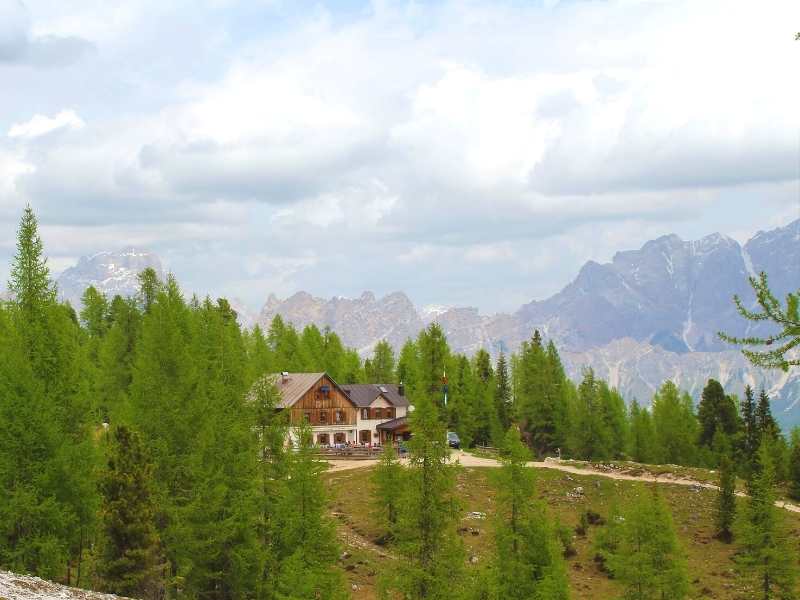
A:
374;407;382;419
360;430;371;444
319;410;328;424
303;412;311;423
361;408;369;420
385;408;395;419
318;433;330;446
335;410;345;423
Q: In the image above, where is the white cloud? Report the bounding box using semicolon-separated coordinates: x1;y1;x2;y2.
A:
1;0;797;312
8;109;85;139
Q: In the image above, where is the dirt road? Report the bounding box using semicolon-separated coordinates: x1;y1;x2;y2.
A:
324;451;800;515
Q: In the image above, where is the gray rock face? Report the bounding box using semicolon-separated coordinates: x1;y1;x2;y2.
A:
515;232;765;353
56;248;163;308
258;290;423;353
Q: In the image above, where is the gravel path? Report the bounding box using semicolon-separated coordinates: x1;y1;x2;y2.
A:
324;451;800;515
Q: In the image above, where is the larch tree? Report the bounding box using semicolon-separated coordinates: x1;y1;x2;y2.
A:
273;423;346;600
788;428;800;501
628;400;657;464
490;428;569;600
372;443;404;541
719;271;799;371
651;381;698;466
609;488;688;600
737;441;797;599
385;395;465;599
369;339;396;382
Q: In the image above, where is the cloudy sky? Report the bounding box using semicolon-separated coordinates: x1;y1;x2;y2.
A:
0;0;798;313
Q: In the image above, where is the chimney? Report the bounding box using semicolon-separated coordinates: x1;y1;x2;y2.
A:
281;371;290;383
398;381;405;397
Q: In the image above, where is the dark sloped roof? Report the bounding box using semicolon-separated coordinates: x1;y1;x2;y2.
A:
340;383;410;408
376;416;408;431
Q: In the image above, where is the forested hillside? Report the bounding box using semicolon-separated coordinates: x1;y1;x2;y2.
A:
2;206;799;600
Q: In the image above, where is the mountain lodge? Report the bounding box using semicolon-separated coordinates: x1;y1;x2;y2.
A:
272;372;411;446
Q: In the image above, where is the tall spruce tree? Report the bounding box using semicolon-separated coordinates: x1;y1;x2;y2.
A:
741;385;759;471
714;436;736;543
494;353;512;431
98;426;163;599
756;388;779;441
516;331;568;457
697;379;739;451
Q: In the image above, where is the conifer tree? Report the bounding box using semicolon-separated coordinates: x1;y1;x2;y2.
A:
494;353;512;430
714;436;736;543
756;388;779;441
417;323;450;409
572;369;615;460
516;331;568;457
372;443;404;540
719;270;800;370
490;428;569;600
299;324;325;371
396;339;421;398
136;268;161;313
8;205;56;321
697;379;739;450
628;400;657;464
741;385;759;471
98;426;163;599
1;206;98;582
651;381;698;466
96;296;140;423
369;340;396;382
609;488;688;600
447;355;477;448
737;441;797;599
322;328;347;379
788;428;800;501
247;324;275;381
385;396;465;598
273;423;346;599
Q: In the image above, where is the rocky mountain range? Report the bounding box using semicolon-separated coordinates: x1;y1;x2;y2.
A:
44;219;799;427
256;219;800;427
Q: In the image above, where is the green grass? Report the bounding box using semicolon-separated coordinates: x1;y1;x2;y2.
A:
324;464;800;599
